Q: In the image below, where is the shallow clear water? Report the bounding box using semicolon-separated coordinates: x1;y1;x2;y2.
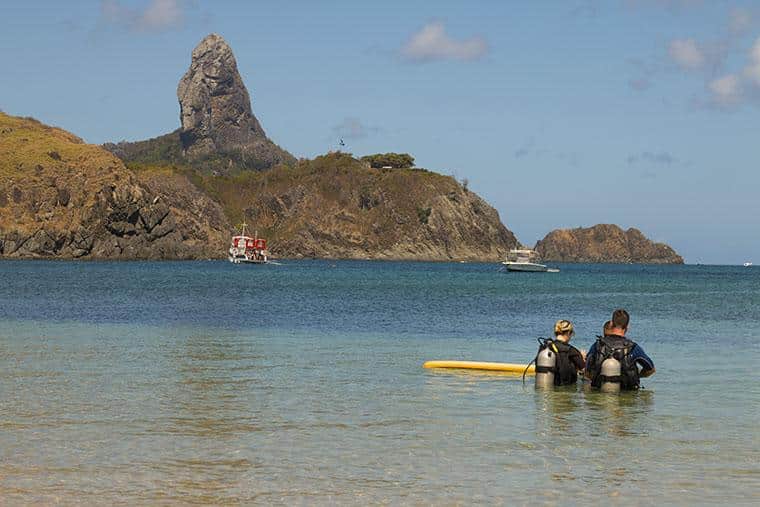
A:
1;260;758;504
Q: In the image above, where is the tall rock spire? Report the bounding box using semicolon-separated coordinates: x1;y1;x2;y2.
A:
177;33;293;169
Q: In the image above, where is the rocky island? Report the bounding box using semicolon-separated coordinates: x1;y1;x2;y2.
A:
0;110;515;260
1;34;518;261
534;224;684;264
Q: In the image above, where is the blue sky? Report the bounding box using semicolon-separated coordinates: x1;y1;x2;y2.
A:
1;1;758;264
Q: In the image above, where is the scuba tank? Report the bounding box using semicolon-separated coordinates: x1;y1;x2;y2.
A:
600;357;621;393
535;340;556;388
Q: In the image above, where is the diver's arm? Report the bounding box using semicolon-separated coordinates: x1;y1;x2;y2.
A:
631;345;655;377
570;348;585;372
583;342;596;379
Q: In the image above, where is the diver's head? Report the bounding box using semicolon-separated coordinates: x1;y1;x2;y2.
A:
603;320;613;335
554;319;575;342
610;308;630;335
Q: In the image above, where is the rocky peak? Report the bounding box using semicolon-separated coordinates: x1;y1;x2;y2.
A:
534;224;683;264
176;33;292;169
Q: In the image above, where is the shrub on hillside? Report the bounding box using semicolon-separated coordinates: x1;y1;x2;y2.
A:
417;206;432;224
360;153;414;169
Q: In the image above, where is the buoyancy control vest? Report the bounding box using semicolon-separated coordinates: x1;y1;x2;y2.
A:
534;338;579;386
588;334;640;390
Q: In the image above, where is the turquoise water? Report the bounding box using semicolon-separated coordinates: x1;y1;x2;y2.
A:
1;260;758;504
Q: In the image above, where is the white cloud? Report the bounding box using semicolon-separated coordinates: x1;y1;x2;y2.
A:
138;0;183;31
669;38;705;70
699;37;760;107
635;9;760;109
709;74;742;106
743;37;760;87
100;0;184;32
401;21;488;62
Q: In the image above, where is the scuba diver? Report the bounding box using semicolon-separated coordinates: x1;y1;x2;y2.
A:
585;309;655;391
534;320;586;387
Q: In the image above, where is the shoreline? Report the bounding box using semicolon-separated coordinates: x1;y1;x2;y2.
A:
0;256;709;265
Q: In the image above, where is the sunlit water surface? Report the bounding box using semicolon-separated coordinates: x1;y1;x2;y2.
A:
1;260;758;504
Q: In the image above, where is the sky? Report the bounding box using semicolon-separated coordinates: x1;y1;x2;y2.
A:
1;0;758;264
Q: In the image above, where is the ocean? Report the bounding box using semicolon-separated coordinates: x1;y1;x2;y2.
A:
1;260;758;504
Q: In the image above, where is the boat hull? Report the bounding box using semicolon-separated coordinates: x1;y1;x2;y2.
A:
502;262;548;272
228;255;268;265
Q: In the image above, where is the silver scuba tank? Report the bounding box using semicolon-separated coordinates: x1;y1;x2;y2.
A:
600;357;621;393
535;345;556;387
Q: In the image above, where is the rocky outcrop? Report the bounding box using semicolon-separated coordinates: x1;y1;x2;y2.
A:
196;153;518;261
0;113;230;259
104;33;294;173
534;224;683;264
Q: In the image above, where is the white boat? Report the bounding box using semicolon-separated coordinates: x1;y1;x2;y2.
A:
744;262;753;267
228;223;269;264
501;248;553;272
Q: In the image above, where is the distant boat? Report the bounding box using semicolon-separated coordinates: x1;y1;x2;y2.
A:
228;223;269;264
744;262;753;267
501;248;557;272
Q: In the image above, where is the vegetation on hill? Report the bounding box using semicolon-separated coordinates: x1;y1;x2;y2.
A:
166;151;516;259
104;131;294;174
360;153;415;169
103;131;184;166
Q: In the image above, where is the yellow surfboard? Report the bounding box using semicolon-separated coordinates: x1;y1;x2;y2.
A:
423;360;535;374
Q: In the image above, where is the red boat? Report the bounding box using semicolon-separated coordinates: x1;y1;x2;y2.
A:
228;223;268;264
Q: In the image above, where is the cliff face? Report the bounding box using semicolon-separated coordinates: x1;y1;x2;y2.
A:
0;113;230;259
104;33;294;173
191;153;518;261
534;224;683;264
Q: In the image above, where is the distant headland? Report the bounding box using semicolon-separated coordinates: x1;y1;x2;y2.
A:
535;224;684;264
0;34;681;263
